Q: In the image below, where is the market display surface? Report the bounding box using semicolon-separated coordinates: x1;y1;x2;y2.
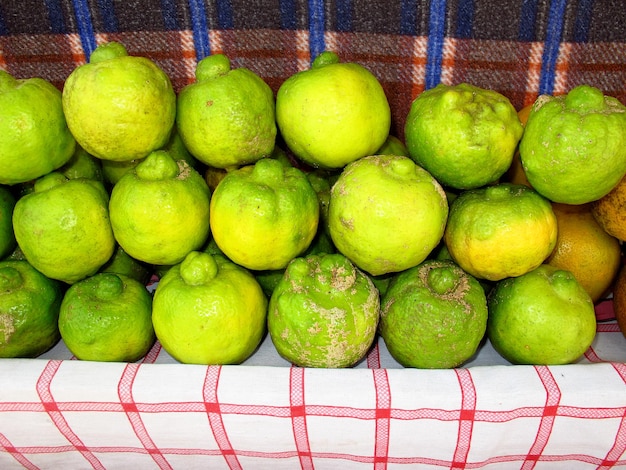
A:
1;0;626;468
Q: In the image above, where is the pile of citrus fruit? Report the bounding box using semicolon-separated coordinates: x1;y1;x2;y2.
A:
1;41;625;367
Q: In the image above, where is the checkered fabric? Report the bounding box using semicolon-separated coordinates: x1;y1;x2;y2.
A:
1;1;626;468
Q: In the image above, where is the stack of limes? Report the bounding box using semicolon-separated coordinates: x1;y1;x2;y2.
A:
1;40;624;367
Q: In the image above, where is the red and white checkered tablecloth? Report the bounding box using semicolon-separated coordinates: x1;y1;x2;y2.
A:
1;301;625;469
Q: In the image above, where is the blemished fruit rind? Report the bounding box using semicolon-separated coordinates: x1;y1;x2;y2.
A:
546;202;621;303
592;175;626;241
0;70;76;185
109;150;212;266
487;264;597;365
12;173;116;284
276;50;391;169
0;186;16;260
444;183;557;281
519;84;626;204
176;53;277;169
0;260;63;358
379;259;488;369
268;252;380;368
58;272;155;362
62;41;176;162
152;251;268;365
210;158;319;271
328;155;448;276
404;82;523;190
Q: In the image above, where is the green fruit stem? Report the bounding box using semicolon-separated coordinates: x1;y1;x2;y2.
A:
136;151;180;181
195;54;231;82
427;265;457;295
94;273;125;301
180;251;218;286
89;41;129;64
312;51;340;68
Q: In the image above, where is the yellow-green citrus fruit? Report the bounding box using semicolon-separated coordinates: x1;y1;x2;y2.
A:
0;70;76;185
0;259;63;357
176;53;276;169
380;259;488;369
444;183;557;281
210;158;319;271
101;158;145;185
405;82;523;190
59;145;104;181
268;252;380;368
12;173;116;284
152;251;268;365
328;155;448;276
276;50;391;169
99;244;153;285
0;187;16;259
375;135;410;157
62;41;176;162
487;264;597;365
519;84;626;204
109;150;211;266
59;272;154;362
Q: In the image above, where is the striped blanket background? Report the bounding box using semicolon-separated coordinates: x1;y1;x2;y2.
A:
1;0;625;138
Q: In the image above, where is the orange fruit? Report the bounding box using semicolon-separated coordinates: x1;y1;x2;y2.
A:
592;175;626;241
612;266;626;339
546;202;621;303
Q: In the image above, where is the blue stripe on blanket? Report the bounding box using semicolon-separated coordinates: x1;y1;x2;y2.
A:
280;0;297;29
336;0;352;32
400;0;417;36
71;0;98;58
97;0;118;32
216;0;234;29
573;0;593;43
308;0;326;63
425;0;446;89
518;0;537;41
456;0;473;38
188;0;210;61
160;0;179;30
538;0;566;94
45;0;67;33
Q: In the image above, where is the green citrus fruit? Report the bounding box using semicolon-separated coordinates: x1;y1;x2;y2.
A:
152;251;268;365
62;41;176;162
0;259;63;358
375;135;410;157
0;70;76;185
176;53;276;169
99;244;153;285
101;158;145;185
380;259;488;369
59;272;154;362
276;50;391;169
210;158;319;271
444;183;557;281
487;264;597;365
0;186;16;259
519;85;626;204
268;252;380;368
328;155;448;276
12;172;116;284
404;82;523;190
109;150;211;266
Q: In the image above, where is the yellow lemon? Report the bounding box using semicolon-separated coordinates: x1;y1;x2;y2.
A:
210;158;319;271
276;51;391;169
62;41;176;162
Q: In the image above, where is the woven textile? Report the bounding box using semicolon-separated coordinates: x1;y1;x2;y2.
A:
1;0;626;137
1;1;626;468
